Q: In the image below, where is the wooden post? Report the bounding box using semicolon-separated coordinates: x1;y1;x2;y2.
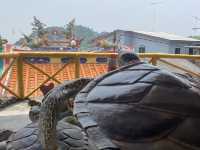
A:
75;56;80;78
16;56;24;99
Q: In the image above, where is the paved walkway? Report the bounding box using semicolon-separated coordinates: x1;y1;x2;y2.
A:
0;101;31;131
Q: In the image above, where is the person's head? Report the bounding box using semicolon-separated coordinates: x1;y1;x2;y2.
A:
118;51;140;67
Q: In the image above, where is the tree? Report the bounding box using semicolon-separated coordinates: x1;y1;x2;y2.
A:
20;34;33;47
23;34;32;44
64;18;76;39
0;35;8;48
0;35;3;48
30;16;48;47
190;36;200;40
31;16;47;38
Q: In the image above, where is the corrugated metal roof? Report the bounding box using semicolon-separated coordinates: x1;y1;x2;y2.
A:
124;30;200;42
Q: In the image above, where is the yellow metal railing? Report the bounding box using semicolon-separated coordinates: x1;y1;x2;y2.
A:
0;51;200;99
0;51;118;99
139;53;200;77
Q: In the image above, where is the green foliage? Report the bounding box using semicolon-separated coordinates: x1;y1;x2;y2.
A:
190;36;200;40
15;17;99;49
0;35;8;48
23;34;32;44
31;16;47;38
64;18;76;39
74;25;98;50
0;35;2;47
22;33;40;48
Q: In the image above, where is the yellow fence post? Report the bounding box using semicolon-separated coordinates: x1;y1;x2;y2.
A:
16;56;24;99
75;56;80;78
151;57;158;66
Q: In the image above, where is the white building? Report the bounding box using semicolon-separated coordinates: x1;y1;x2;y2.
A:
102;30;200;54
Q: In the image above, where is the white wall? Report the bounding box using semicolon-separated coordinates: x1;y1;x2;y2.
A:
169;42;187;54
121;33;170;53
112;31;200;54
169;41;199;54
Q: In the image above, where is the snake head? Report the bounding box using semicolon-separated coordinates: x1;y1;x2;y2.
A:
73;77;93;90
63;77;93;96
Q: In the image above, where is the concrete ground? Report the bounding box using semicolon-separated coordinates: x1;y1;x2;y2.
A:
0;101;31;131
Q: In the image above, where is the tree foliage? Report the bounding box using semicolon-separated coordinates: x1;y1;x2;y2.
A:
74;25;98;49
65;18;76;39
31;16;47;38
0;35;3;47
23;34;32;44
190;36;200;40
15;17;99;49
0;35;8;48
28;16;48;48
20;34;36;48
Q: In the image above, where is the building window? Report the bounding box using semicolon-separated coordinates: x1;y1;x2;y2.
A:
175;48;181;54
61;57;72;63
96;57;108;63
189;48;193;55
25;57;50;63
139;46;146;53
80;58;87;64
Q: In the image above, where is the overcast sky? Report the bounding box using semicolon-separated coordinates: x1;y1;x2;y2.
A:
0;0;200;43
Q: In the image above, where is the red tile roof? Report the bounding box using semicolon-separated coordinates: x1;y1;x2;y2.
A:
3;63;108;98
